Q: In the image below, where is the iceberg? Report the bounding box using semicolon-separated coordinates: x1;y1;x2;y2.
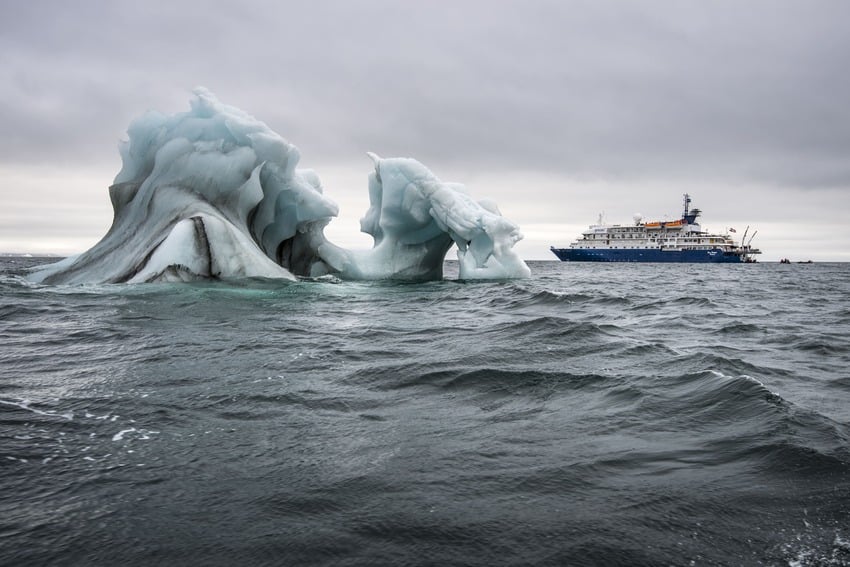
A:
29;89;530;284
318;153;530;280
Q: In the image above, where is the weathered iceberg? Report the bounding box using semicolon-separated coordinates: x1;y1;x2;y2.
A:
29;89;530;284
319;153;530;280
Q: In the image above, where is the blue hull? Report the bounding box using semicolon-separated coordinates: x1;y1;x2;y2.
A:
550;247;743;263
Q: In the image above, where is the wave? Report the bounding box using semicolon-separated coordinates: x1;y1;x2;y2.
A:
630;296;720;312
617;342;681;357
478;287;638;312
484;316;623;341
791;337;848;355
0;398;75;422
741;440;850;475
711;321;764;335
634;370;850;465
527;290;595;305
657;351;796;381
356;363;613;397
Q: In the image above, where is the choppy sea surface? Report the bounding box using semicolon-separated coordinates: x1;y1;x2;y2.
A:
1;256;849;566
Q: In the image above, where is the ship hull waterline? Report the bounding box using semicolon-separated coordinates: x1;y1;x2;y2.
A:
550;247;745;263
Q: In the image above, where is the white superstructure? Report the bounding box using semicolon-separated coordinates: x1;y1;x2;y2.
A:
551;195;761;263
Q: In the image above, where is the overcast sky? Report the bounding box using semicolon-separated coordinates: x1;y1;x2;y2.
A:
2;0;849;260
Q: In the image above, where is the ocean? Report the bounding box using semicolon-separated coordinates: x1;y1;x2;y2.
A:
1;256;849;566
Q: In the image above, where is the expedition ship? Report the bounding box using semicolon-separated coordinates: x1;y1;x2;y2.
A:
550;195;760;263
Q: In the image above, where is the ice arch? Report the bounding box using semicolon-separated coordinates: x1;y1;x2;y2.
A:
318;153;530;280
29;89;530;284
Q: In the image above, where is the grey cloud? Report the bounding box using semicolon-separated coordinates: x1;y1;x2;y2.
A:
1;0;850;189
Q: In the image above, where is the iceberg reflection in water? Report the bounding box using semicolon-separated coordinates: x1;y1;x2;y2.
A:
30;88;530;285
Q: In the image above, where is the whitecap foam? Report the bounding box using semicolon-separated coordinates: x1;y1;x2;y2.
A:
0;398;73;421
112;428;158;442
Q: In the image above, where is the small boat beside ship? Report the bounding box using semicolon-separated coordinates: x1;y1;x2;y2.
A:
550;194;760;263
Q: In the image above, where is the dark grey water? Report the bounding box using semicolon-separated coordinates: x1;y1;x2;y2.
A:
1;256;849;566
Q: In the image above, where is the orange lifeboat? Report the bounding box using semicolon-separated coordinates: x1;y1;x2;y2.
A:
645;219;685;229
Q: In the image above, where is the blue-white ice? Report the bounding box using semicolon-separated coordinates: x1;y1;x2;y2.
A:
29;89;530;284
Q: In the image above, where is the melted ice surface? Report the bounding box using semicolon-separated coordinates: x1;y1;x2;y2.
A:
29;89;530;284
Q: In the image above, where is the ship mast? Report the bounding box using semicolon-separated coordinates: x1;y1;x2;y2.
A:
682;193;700;225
